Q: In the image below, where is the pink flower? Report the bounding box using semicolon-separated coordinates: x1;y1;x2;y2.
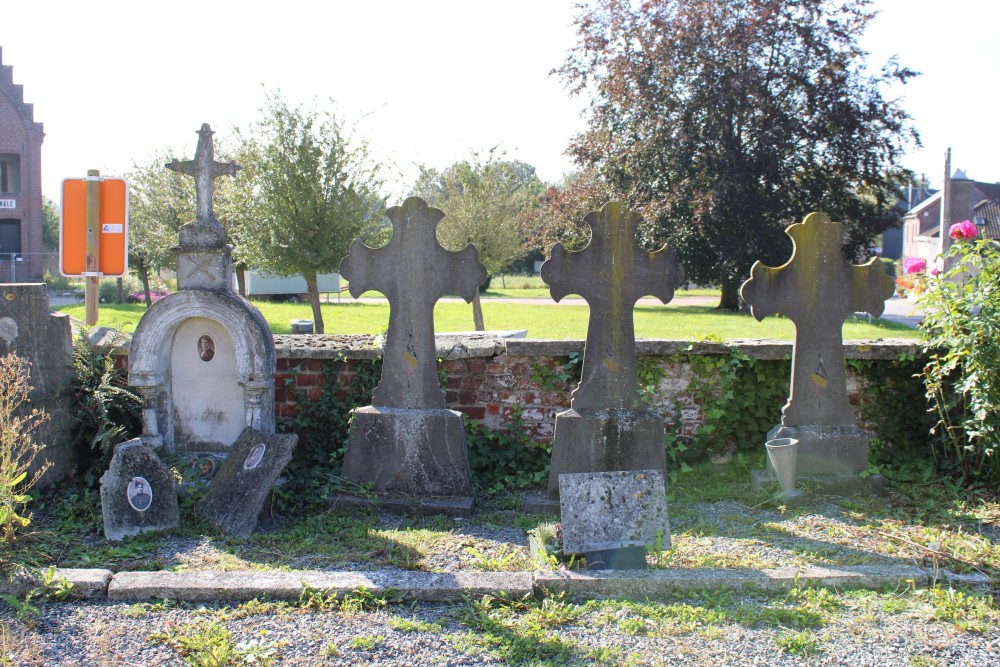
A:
949;220;978;240
903;257;926;274
930;267;939;277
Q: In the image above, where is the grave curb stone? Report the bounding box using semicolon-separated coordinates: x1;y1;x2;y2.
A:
533;564;932;600
0;568;112;599
106;570;533;603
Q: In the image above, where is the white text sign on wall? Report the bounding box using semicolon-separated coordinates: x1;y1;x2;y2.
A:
0;199;15;209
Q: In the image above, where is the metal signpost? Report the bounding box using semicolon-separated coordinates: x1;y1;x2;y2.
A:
60;171;129;325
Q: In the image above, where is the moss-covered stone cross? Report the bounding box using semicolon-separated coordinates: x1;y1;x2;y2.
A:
541;202;684;410
740;212;895;427
339;197;487;409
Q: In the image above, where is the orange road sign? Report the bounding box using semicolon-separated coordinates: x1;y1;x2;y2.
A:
60;176;129;277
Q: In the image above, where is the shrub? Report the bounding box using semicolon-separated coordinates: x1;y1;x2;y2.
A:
0;355;51;543
68;334;142;486
918;228;1000;486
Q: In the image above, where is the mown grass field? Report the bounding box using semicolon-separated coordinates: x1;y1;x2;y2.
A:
57;298;918;340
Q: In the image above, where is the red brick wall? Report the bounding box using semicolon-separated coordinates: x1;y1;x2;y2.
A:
112;337;921;446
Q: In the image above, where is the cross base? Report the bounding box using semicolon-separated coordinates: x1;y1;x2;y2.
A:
342;406;472;497
767;424;870;477
546;408;667;500
175;247;234;292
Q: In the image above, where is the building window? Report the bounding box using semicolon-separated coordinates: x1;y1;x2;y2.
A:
0;155;20;194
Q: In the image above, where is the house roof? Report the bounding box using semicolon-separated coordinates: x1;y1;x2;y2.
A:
0;47;44;134
905;180;1000;240
974;199;1000;239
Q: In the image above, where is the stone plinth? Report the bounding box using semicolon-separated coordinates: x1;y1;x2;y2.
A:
342;406;472;497
767;424;869;477
547;408;666;500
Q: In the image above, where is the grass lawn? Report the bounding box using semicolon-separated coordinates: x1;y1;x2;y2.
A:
57;300;919;339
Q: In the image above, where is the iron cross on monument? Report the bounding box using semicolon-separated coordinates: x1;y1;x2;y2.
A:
339;197;487;409
740;212;894;429
166;123;240;229
541;202;684;409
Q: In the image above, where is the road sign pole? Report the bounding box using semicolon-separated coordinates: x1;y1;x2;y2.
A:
84;169;101;326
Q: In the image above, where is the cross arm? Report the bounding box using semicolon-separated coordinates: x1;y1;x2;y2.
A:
541;242;587;302
850;259;895;318
165;159;196;177
212;161;242;179
440;243;488;303
339;238;387;298
740;260;786;322
636;247;685;304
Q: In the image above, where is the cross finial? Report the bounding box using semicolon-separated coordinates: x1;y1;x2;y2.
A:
166;123;241;225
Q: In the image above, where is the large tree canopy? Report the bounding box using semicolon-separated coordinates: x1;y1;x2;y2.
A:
559;0;918;309
235;94;384;333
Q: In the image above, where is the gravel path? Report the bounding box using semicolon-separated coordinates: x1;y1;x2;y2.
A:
4;591;998;666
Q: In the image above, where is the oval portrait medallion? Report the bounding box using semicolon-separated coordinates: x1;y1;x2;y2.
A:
244;443;266;471
197;334;216;362
127;476;153;512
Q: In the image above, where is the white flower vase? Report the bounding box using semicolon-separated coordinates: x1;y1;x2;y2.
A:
765;437;803;499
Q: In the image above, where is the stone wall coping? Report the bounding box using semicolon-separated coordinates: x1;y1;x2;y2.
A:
93;329;922;361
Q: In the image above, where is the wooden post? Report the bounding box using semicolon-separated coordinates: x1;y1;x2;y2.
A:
84;169;101;326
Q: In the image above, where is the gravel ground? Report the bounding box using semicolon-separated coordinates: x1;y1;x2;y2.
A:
4;591;999;666
5;498;997;665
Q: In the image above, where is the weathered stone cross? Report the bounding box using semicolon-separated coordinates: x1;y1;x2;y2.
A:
166;123;240;225
740;212;895;427
541;202;684;409
339;197;487;409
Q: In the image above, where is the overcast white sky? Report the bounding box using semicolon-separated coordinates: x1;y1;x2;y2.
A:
1;0;997;202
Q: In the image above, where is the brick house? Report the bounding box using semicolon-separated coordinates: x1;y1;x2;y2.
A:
0;47;45;282
902;170;1000;265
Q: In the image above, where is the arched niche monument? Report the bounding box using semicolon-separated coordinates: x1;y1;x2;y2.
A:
128;124;275;456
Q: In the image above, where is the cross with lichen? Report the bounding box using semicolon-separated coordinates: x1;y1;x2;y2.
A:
740;212;895;426
166;123;240;225
339;197;487;409
541;202;684;410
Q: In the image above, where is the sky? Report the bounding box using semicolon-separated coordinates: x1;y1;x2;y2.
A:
1;0;997;203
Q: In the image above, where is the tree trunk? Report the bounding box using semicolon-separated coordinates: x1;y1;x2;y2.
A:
717;278;741;311
235;267;247;297
116;277;125;304
139;265;152;307
305;271;324;334
472;290;485;331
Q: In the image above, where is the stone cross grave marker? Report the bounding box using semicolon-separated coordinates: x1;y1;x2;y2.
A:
337;197;487;499
165;123;241;290
340;197;487;409
740;212;894;480
539;202;684;501
166;123;240;230
541;202;684;409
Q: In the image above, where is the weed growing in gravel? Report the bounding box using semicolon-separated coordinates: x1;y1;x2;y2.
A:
775;629;824;655
322;642;340;657
464;543;528;571
348;634;385;650
340;586;397;614
150;619;234;667
388;615;443;633
919;585;999;632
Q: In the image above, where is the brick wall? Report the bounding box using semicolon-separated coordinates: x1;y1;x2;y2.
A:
109;335;922;446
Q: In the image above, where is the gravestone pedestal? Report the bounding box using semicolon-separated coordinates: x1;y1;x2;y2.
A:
342;406;472;498
547;409;666;500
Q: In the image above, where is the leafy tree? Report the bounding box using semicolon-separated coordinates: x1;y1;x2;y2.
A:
522;168;609;254
41;197;59;253
124;150;195;305
412;152;543;329
235;94;385;333
558;0;918;309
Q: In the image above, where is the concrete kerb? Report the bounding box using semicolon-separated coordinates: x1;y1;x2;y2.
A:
3;564;988;604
